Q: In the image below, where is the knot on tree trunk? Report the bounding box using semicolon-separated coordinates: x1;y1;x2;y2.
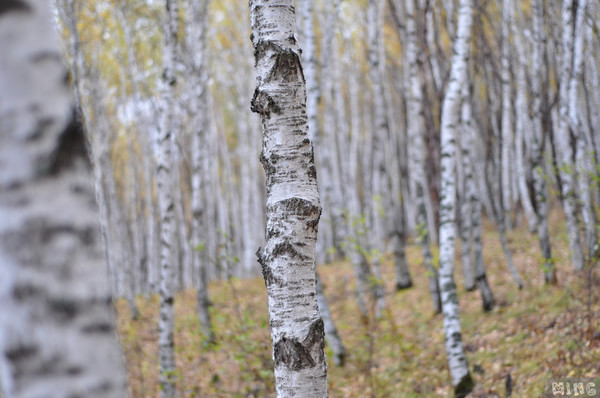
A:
273;318;325;371
251;89;280;119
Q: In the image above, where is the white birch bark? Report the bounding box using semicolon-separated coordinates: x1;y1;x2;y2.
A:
556;0;584;271
301;0;347;366
0;1;128;395
458;90;476;293
438;0;474;393
249;2;328;396
157;0;179;395
405;0;440;309
143;133;159;293
57;0;116;296
531;0;555;284
317;0;345;261
461;84;496;310
513;32;537;234
569;0;597;260
367;0;389;316
115;4;156;295
500;0;514;230
346;56;375;318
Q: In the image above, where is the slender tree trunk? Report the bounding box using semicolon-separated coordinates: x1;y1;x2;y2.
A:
458;84;476;293
301;0;347;365
249;1;328;396
569;0;597;260
346;58;375;318
513;33;537;234
438;0;475;394
367;0;392;317
0;1;128;395
461;85;495;310
157;0;179;395
556;0;584;271
315;274;346;367
406;0;440;309
500;0;514;230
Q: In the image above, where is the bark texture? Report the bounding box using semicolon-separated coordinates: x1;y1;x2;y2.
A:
438;0;475;394
405;0;439;310
186;0;215;344
555;0;584;271
531;0;556;284
157;0;179;395
249;1;328;396
0;1;127;396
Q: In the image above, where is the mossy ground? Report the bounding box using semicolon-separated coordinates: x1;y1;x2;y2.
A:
116;211;600;397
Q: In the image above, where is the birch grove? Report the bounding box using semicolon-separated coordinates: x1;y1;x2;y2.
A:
2;0;597;395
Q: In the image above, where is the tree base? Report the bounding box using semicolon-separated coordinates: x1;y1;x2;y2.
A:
454;372;474;398
464;284;477;292
395;280;413;291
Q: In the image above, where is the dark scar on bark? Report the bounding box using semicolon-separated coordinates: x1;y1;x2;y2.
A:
0;0;31;16
273;318;325;371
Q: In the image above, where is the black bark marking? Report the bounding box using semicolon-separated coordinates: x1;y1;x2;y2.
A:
257;247;281;287
269;49;305;84
48;298;79;320
251;89;280;118
273;337;315;371
163;296;174;306
273;318;325;371
30;51;61;64
274;197;319;217
82;323;112;334
271;239;308;261
42;109;89;176
302;318;325;356
66;366;83;375
5;344;37;362
12;283;42;301
0;0;30;16
90;382;113;393
306;207;321;231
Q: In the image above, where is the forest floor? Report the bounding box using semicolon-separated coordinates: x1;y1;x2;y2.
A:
116;211;600;397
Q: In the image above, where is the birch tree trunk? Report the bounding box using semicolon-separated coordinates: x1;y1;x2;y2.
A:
556;0;584;271
569;0;597;260
531;0;556;284
249;1;328;396
301;0;347;366
438;0;475;394
500;0;514;230
157;0;179;395
346;57;376;318
0;1;128;395
367;0;393;316
461;84;495;311
405;0;440;310
513;32;537;234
